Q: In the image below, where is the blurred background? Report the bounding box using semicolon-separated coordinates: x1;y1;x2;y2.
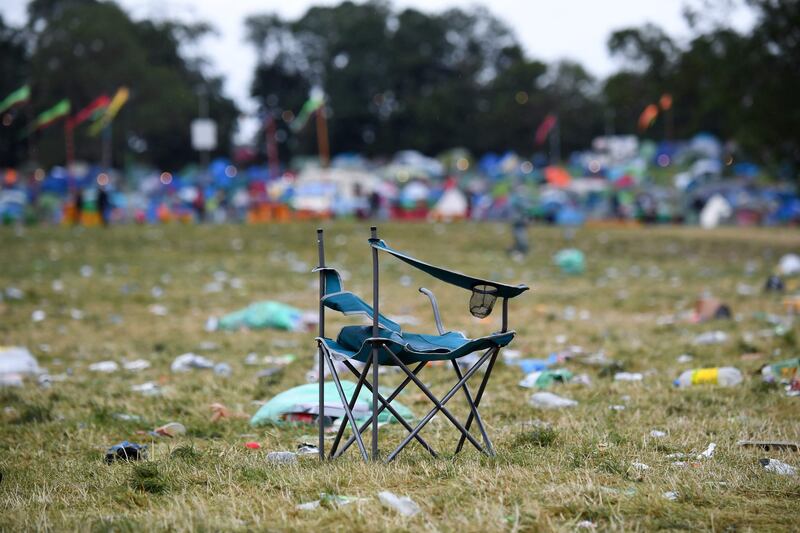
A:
0;0;798;226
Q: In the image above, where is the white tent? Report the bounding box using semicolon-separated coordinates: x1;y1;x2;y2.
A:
430;187;468;220
700;194;732;229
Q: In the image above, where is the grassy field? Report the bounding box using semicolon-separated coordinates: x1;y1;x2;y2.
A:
1;221;799;531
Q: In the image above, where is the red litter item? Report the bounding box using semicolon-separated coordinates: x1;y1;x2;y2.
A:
245;441;261;449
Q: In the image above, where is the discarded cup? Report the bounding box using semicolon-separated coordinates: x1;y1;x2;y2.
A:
267;451;298;464
153;422;186;438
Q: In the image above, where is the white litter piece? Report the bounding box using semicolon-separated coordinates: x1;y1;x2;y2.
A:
614;372;643;382
80;265;94;277
123;359;151;371
266;451;298;464
205;317;219;331
650;430;667;438
662;491;678;501
0;346;40;375
131;382;162;396
677;354;693;363
692;331;728;345
760;458;797;476
378;491;421;517
31;310;46;322
69;308;84;320
631;462;650;471
0;374;24;387
576;520;596;529
529;392;578;409
171;353;214;373
149;304;168;316
778;254;800;276
610;405;626;411
5;287;24;299
697;442;716;459
89;361;119;373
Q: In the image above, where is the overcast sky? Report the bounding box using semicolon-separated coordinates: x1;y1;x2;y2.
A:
2;0;754;140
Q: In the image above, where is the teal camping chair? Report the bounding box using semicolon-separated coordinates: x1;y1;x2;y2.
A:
314;227;528;462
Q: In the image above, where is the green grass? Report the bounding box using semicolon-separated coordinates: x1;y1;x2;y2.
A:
1;221;799;531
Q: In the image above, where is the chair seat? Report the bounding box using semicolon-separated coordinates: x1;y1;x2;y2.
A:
322;325;516;365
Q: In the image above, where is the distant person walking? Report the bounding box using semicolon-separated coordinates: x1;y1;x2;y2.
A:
97;186;110;227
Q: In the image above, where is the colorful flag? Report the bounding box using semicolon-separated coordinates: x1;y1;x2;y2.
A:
89;87;129;136
21;99;71;137
0;85;31;114
290;95;324;132
638;104;659;131
67;94;111;129
659;93;673;111
534;114;558;145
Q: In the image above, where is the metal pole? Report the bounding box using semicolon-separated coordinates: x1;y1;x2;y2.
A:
370;226;379;460
317;229;325;460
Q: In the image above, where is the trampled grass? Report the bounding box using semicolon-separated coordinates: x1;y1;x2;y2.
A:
1;221;799;531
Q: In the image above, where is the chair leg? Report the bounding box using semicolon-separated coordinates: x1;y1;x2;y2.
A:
384;347;493;463
328;358;372;459
451;353;494;455
336;360;436;458
455;348;499;454
318;344;325;461
323;349;369;462
371;344;379;460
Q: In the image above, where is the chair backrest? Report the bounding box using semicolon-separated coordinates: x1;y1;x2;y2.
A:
314;266;401;332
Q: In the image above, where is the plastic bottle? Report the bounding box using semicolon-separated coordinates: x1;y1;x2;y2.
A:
674;367;743;388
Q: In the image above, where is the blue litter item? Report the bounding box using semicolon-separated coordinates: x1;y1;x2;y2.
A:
512;353;562;373
105;441;146;463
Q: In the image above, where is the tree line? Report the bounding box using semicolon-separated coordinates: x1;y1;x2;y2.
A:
1;0;798;175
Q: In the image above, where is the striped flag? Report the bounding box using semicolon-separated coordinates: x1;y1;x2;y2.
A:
534;114;557;145
21;99;71;137
67;94;111;129
0;85;31;114
290;95;324;132
89;87;129;136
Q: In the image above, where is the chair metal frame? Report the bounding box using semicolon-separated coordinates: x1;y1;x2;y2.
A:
315;226;526;463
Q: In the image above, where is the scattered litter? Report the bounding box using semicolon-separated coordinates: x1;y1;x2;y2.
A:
216;301;313;332
631;462;650;471
614;372;643;382
105;441;146;463
378;491;421;517
778;254;800;276
518;369;573;389
576;520;596;529
764;275;785;292
677;354;693;363
69;308;84;320
122;359;150;371
553;248;585;275
131;382;162;396
148;304;168;316
245;441;261;450
691;295;731;323
31;310;46;322
760;458;797;476
197;341;219;351
528;392;578;409
662;491;679;501
297;493;366;511
0;346;40;376
692;331;728;345
266;451;298;464
674;367;742;387
610;405;626;411
210;403;249;422
650;430;667;438
171;353;214;373
297;443;319;455
4;287;24;299
697;442;716;459
737;440;798;452
113;413;142;422
89;361;119;373
80;265;94;278
213;363;232;377
250;381;413;427
761;357;800;383
152;422;186;438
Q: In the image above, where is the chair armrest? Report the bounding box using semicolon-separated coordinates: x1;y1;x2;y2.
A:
419;287;446;335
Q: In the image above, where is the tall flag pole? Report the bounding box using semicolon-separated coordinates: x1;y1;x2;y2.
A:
264;112;279;179
315;105;330;168
65;94;111;167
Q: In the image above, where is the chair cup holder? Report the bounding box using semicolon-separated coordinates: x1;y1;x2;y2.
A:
469;285;497;318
